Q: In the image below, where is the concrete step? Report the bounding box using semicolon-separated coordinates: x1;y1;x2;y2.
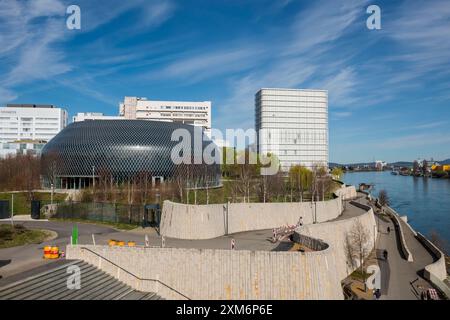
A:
10;264;98;300
0;262;93;300
0;260;84;297
0;260;161;300
37;269;113;300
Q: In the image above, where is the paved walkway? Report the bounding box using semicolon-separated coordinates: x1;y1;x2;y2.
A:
375;211;435;300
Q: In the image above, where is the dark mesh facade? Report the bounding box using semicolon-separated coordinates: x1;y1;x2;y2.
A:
41;120;221;189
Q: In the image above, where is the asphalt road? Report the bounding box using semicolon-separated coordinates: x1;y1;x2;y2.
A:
0;220;280;282
0;221;116;280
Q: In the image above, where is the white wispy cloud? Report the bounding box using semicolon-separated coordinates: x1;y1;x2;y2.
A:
213;0;370;129
285;0;368;55
151;46;266;83
0;0;70;104
0;0;176;106
373;133;450;150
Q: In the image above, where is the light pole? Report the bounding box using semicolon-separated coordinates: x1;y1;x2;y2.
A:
51;183;54;206
92;165;95;189
11;193;14;227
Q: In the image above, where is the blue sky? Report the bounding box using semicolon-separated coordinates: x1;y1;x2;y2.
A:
0;0;449;163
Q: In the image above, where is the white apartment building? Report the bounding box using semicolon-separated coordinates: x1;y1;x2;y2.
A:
255;88;328;171
0;104;68;144
119;97;212;135
73;112;123;122
0;140;46;158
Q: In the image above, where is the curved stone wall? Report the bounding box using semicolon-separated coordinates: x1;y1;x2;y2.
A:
334;185;358;200
294;203;377;281
416;232;450;298
160;196;343;240
160;185;357;240
66;201;376;300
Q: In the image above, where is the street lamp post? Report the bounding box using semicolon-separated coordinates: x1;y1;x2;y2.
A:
92;165;95;189
51;183;54;206
11;193;14;227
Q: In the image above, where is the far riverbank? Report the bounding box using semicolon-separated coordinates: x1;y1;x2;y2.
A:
344;171;450;252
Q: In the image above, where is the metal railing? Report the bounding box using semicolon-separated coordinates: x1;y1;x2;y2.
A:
79;246;191;300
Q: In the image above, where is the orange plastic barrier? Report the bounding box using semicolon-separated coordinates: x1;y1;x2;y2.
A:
43;246;52;259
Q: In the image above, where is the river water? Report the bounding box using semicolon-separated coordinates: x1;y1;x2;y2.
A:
343;171;450;251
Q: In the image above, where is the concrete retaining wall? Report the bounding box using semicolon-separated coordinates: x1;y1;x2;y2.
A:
67;245;343;300
293;233;329;251
160;186;357;240
334;185;358;200
385;206;414;262
160;198;343;239
294;205;377;281
415;232;450;298
67;199;376;300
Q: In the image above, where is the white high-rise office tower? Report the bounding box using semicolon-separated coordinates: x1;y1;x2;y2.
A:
255;88;328;171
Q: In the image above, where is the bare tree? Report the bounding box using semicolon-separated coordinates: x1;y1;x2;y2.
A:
378;189;390;209
40;151;59;189
0;154;40;192
202;164;214;205
422;159;428;176
429;230;448;255
173;163;188;203
346;220;372;291
235;151;257;203
258;175;268;203
23;154;40;201
344;233;357;273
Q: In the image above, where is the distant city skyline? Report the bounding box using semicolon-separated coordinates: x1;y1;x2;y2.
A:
1;0;449;163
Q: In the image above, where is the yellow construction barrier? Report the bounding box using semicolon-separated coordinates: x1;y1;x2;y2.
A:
108;239;117;246
127;241;136;247
117;241;125;247
44;247;59;259
43;246;52;259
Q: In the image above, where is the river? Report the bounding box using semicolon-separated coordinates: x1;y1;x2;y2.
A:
343;171;450;251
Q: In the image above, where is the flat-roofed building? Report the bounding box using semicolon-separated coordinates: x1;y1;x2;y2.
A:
0;104;68;143
255;88;328;171
119;96;212;136
73;112;123;122
0;139;46;158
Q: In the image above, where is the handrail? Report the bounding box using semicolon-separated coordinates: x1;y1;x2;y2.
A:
78;246;191;300
384;206;414;262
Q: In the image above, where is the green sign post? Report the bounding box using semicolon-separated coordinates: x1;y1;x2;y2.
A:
71;225;78;245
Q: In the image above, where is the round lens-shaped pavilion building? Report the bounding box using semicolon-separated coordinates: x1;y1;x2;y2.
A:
41;120;221;189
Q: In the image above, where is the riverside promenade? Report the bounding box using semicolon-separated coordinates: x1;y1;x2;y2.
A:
372;203;447;299
375;214;433;299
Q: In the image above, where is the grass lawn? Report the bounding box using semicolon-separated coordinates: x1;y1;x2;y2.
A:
0;192;67;215
49;217;138;231
350;268;372;281
0;224;53;249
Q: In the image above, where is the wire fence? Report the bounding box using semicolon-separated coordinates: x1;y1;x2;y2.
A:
53;201;145;225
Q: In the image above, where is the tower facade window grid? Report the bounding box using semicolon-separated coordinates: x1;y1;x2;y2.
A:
255;88;328;171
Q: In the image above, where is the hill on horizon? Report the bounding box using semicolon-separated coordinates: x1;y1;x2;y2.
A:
329;158;450;167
